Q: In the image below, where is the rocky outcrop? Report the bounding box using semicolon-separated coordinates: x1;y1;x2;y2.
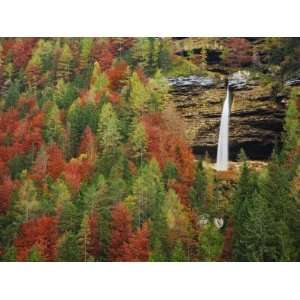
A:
168;75;286;160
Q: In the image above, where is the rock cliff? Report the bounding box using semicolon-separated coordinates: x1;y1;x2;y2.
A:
168;75;286;160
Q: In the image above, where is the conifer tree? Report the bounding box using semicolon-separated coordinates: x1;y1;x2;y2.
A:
17;171;39;221
44;101;65;146
4;81;20;108
108;202;133;261
97;102;121;155
232;158;259;261
171;240;187;262
128;71;150;115
198;223;223;262
58;232;80;262
26;245;43;262
78;213;92;261
57;43;73;81
67;100;98;157
148;70;169;112
90;61;108;93
79;38;93;72
53;79;77;109
189;159;207;214
258;156;299;261
129;120;148;163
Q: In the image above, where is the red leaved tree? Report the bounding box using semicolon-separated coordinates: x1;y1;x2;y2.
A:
63;157;92;193
107;60;129;91
108;202;133;261
15;215;58;261
142;113;195;204
47;144;65;180
223;38;252;68
11;38;37;70
87;210;101;259
121;222;150;262
0;177;15;214
91;40;114;71
79;126;97;163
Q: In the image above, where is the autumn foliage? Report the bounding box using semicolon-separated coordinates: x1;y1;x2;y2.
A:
0;177;15;214
108;202;133;261
15;215;58;261
87;211;101;259
223;38;252;67
63;156;92;192
46;144;65;180
142;113;195;203
121;222;150;262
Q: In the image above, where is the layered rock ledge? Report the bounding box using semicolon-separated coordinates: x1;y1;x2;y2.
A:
168;75;286;160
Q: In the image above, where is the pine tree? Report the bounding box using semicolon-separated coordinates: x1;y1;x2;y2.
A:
198;223;224;262
77;211;100;261
129;120;148;163
189;159;207;214
57;232;80;262
258;156;299;261
132;159;166;226
148;69;169;112
67;100;98;157
79;38;93;72
90;61;108;93
17;171;39;221
43;101;65;146
130;38;151;70
171;240;187;262
232;159;259;261
4;81;20;108
237;188;274;261
128;71;150;115
25;51;43;92
57;43;73;81
79;126;97;163
282;91;300;174
53;79;77;109
164;189;192;251
97;102;121;155
50;179;71;211
58;200;78;233
26;245;43;262
157;38;173;72
78;213;92;261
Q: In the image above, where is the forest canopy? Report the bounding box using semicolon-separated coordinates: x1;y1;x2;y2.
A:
0;37;299;262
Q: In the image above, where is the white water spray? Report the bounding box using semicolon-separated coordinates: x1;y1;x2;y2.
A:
216;86;231;171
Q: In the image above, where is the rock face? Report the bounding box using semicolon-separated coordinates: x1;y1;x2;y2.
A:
168;75;286;160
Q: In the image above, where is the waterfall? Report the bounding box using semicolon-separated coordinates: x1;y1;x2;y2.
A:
216;86;231;171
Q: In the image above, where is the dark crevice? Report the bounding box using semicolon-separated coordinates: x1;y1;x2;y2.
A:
193;142;277;161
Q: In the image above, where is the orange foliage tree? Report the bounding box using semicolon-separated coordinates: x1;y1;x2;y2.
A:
108;202;133;261
79;126;97;163
87;210;101;259
142;113;195;203
0;177;15;214
121;222;150;262
107;60;129;91
63;156;92;192
11;38;37;70
15;215;58;261
46;144;65;180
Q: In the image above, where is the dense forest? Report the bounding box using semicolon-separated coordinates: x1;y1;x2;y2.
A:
0;37;299;262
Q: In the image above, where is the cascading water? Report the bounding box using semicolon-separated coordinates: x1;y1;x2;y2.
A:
216;86;231;171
